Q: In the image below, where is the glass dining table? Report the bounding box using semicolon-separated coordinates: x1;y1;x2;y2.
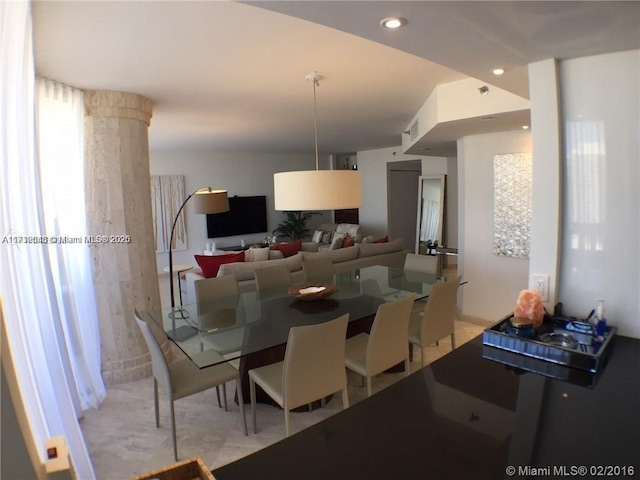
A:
144;265;447;404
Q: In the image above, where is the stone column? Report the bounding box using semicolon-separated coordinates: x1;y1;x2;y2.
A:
84;90;163;384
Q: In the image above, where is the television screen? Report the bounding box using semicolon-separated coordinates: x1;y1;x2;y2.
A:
206;195;268;238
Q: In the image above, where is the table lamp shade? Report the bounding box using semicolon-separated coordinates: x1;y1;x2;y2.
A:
274;170;362;211
192;189;229;214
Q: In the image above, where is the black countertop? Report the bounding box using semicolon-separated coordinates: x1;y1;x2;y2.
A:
213;335;640;479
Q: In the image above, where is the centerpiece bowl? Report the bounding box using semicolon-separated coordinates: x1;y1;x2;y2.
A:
288;283;337;301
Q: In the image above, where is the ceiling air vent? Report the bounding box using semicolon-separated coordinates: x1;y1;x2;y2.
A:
409;120;419;141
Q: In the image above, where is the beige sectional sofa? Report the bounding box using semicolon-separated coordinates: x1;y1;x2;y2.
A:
182;238;409;303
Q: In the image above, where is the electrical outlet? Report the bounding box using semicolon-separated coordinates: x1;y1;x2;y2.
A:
532;274;550;302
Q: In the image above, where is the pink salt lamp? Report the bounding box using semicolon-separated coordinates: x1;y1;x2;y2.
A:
514;289;544;328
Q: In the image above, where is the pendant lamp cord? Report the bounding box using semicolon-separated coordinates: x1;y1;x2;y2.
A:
312;76;319;171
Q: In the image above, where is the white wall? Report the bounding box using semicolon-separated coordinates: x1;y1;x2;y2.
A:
528;59;563;309
150;151;329;270
358;146;450;239
357;146;410;238
457;130;532;321
557;51;639;338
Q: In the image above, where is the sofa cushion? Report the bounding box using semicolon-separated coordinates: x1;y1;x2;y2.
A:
361;235;375;244
301;242;319;252
374;235;389;243
358;238;403;257
330;233;345;250
302;245;359;264
218;252;303;281
245;247;270;262
269;240;302;258
195;251;245;278
342;234;355;248
269;249;284;260
311;230;323;243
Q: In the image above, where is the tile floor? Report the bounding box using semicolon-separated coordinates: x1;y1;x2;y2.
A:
79;270;489;479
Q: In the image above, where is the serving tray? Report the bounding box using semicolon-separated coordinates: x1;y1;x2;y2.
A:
482;314;616;374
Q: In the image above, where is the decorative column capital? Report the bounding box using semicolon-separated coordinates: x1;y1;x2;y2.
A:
84;90;153;125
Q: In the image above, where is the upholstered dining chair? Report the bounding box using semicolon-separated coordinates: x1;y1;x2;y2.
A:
195;275;243;356
248;313;350;437
408;276;461;367
134;310;247;461
302;256;334;284
254;264;292;301
404;253;438;314
404;252;438;275
344;295;415;397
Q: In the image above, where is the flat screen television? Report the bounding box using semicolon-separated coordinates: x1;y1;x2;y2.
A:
206;195;268;238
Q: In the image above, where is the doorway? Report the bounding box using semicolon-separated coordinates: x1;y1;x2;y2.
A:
387;160;421;252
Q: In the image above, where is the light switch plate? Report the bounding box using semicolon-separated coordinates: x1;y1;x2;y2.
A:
532;274;550;302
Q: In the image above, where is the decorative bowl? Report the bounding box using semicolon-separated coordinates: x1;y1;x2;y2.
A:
288;283;338;301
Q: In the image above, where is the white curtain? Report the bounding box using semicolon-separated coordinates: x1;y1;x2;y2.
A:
36;76;106;410
1;3;100;478
151;174;187;253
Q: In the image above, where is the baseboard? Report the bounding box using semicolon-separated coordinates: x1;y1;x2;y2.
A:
458;313;496;328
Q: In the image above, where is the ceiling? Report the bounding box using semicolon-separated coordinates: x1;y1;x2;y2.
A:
32;1;639;157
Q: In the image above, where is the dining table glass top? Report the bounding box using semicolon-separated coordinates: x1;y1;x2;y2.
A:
145;265;444;369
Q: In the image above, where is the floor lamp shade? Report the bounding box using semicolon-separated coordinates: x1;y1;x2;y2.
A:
192;189;229;214
274;170;362;211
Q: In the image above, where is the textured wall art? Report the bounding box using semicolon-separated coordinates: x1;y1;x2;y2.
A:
493;153;532;258
151;175;186;253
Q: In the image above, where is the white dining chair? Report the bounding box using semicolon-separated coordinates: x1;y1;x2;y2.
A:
404;253;439;314
134;310;247;461
255;264;292;301
194;275;244;357
344;295;415;396
248;313;350;436
302;257;334;284
408;276;461;367
404;252;438;275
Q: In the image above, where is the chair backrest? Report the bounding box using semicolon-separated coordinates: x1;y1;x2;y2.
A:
302;257;334;284
360;278;383;298
420;276;461;345
366;295;415;375
404;253;438;275
282;313;349;410
195;275;240;331
134;310;171;395
255;264;292;300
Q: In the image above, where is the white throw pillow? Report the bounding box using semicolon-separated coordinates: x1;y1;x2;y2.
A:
330;233;345;250
311;230;323;243
245;247;270;262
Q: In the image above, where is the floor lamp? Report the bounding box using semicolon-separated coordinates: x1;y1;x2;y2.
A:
168;187;229;341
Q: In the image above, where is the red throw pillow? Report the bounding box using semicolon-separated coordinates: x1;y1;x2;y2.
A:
373;235;389;243
342;234;355;248
194;252;245;278
269;239;302;258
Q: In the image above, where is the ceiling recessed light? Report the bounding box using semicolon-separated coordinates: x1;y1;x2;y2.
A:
481;116;496;121
478;86;489;95
492;68;505;76
380;17;407;29
522;125;530;130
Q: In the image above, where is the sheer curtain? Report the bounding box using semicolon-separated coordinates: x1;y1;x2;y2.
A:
37;76;106;411
1;3;102;479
